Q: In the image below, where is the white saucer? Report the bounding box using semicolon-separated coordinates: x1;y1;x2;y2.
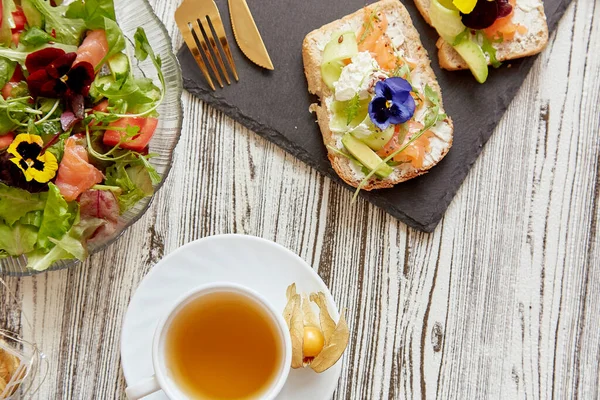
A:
120;234;342;400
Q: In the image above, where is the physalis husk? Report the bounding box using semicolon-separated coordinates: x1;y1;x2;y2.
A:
282;283;349;373
0;342;22;398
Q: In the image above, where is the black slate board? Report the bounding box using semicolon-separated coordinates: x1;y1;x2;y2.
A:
178;0;570;232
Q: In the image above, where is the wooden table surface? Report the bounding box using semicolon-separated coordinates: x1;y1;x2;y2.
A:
1;0;599;398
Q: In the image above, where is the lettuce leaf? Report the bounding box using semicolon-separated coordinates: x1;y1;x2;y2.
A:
0;58;15;88
66;0;116;30
0;222;38;256
26;215;104;271
28;0;86;46
0;183;48;226
36;183;77;250
0;43;77;65
0;0;17;46
19;27;55;47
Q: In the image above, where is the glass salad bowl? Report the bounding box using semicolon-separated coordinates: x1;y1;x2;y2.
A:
0;0;183;276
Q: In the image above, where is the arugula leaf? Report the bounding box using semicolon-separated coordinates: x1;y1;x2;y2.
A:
452;28;469;46
19;27;54;47
104;161;152;211
28;0;86;46
45;131;70;161
0;110;17;134
36;183;77;250
0;183;48;226
95;17;125;69
391;63;411;82
424;84;440;106
66;0;116;29
26;215;105;271
0;58;15;89
479;32;501;68
345;94;361;125
0;222;38;256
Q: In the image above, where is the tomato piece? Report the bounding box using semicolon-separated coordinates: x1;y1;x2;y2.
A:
0;132;14;149
2;81;18;98
12;7;26;32
103;117;158;152
10;64;24;82
93;100;109;112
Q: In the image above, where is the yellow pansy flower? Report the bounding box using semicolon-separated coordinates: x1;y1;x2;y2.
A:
7;133;58;183
453;0;477;14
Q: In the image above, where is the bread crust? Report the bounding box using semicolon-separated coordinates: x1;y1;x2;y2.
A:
302;0;453;190
414;0;549;70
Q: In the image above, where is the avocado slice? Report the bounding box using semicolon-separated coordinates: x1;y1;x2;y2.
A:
342;133;393;179
358;125;395;151
452;39;488;83
108;53;129;82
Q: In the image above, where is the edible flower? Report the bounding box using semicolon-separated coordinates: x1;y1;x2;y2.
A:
25;48;94;99
453;0;477;14
368;77;415;130
7;133;58;183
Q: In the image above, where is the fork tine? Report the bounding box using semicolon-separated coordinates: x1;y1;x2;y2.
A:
194;18;224;88
180;23;215;90
207;15;239;82
205;18;231;85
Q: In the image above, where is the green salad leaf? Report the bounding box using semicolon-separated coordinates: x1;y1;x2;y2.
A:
479;32;501;68
0;0;17;46
0;222;38;256
19;27;55;47
0;57;15;89
28;0;86;46
345;94;361;126
26;216;105;271
104;161;153;211
66;0;116;29
0;183;48;226
0;43;77;65
95;17;125;69
36;183;77;250
19;210;43;228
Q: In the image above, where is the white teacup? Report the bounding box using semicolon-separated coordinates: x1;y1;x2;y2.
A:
125;282;292;400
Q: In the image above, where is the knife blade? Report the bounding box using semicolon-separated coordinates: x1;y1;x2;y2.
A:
228;0;274;70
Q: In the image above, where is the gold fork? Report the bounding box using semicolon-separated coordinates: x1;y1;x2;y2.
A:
175;0;239;90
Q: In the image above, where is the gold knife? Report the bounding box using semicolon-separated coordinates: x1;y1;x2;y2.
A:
228;0;274;70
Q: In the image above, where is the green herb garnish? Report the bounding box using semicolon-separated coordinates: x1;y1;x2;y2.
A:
479;32;501;68
345;94;361;125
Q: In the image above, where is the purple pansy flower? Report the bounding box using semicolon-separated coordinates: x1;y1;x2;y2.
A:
368;77;415;130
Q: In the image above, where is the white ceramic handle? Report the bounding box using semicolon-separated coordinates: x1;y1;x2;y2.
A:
125;375;161;399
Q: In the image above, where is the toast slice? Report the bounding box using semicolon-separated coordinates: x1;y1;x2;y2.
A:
303;0;453;190
415;0;548;70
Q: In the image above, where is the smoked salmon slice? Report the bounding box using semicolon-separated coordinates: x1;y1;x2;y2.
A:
74;30;109;69
55;136;103;201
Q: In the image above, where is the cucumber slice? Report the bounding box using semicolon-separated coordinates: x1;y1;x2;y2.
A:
329;98;369;132
321;32;358;89
359;125;395;151
430;0;466;42
453;39;489;83
108;53;129;82
342;133;393;179
321;60;345;90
